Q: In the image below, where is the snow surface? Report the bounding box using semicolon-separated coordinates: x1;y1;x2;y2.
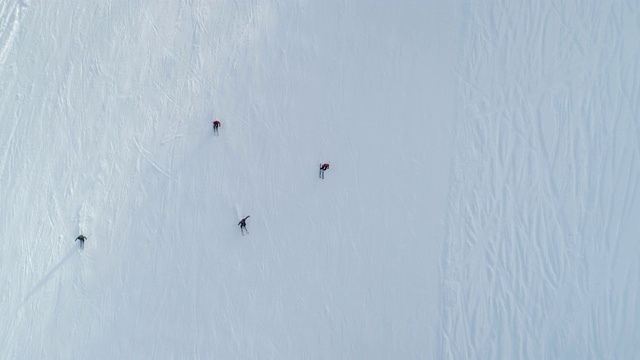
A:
0;0;638;359
444;1;640;359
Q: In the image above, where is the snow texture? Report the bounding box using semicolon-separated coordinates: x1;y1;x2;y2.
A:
0;0;638;359
444;1;640;359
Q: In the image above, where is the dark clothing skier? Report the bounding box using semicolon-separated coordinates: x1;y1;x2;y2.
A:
319;163;330;179
238;216;250;235
213;120;221;135
75;235;86;249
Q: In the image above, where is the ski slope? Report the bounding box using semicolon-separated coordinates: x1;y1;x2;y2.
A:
1;0;639;359
1;0;454;358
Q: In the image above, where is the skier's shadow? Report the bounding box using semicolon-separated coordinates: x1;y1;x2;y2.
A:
17;244;79;310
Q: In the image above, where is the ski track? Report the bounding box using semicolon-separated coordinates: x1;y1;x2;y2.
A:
0;0;23;69
0;0;25;183
443;1;640;359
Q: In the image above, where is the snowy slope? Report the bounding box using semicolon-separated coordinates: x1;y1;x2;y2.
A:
1;0;455;358
443;1;640;359
4;0;638;359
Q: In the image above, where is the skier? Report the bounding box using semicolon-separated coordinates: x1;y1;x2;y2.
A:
238;216;250;235
213;120;221;135
75;234;87;249
319;163;330;179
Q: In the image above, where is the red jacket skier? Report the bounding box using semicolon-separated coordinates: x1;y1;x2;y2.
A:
319;163;330;179
213;120;221;134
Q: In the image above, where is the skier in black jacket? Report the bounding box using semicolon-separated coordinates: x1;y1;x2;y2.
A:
75;234;87;249
238;216;250;235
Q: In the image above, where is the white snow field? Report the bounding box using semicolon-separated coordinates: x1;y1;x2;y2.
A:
1;0;639;359
1;0;455;358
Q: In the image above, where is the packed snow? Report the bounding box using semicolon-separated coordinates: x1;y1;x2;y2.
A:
0;0;638;358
